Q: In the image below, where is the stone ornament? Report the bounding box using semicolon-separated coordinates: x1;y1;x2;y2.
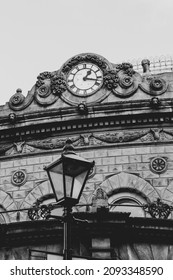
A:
77;103;88;115
150;97;161;109
61;53;109;74
10;88;24;106
143;198;172;219
150;157;167;174
9;89;34;111
35;71;67;106
8;113;17;124
112;63;141;98
140;75;168;96
11;169;27;186
59;53;112;105
103;70;119;90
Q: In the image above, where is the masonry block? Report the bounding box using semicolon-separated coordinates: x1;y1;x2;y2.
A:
96;166;108;173
94;150;107;158
80;151;95;159
137;163;149;171
13;159;27;167
116;156;129;164
12;190;28;199
26;157;40;165
102;157;115;165
136;147;150;154
108;165;123;173
1;161;14;168
94;158;102;165
153;178;168;187
164;146;173;153
0;169;5;177
39;155;53;164
122;163;137;172
142;171;159;179
129;155;141;163
150;146;165;153
122;148;136;155
33;164;45;172
107;149;122;156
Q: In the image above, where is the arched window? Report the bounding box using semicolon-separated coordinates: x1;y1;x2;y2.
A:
109;192;148;217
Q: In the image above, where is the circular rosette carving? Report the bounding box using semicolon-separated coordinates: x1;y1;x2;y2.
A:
113;71;140;98
119;74;133;88
139;76;168;96
150;78;165;91
150;157;167;174
37;84;50;98
11;169;27;186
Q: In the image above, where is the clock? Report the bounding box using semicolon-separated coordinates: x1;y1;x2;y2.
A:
67;63;103;96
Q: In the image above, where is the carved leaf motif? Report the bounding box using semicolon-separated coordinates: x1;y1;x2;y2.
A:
0;144;14;155
27;136;81;150
163;129;173;138
93;130;149;144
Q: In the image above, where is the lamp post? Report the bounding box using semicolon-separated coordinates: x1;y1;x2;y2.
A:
44;139;94;260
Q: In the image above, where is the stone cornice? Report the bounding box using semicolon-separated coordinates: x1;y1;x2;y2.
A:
1;214;173;248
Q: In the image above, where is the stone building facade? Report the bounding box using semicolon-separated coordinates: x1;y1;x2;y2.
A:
0;53;173;259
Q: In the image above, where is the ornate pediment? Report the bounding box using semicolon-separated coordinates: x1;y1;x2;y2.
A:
2;53;172;115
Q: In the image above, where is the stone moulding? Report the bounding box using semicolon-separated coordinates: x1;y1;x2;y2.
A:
2;126;173;156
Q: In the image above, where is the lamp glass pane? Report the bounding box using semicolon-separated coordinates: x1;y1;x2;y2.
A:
72;170;88;199
49;162;64;200
64;175;73;197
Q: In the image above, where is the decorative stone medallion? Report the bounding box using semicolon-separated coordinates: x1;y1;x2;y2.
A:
150;157;167;174
11;169;27;186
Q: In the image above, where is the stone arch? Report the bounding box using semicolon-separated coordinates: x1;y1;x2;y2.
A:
99;172;159;203
96;172;159;217
0;190;16;223
161;180;173;219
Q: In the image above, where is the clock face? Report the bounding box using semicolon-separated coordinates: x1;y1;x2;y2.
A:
67;63;103;96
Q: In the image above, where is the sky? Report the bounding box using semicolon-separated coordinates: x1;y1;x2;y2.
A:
0;0;173;105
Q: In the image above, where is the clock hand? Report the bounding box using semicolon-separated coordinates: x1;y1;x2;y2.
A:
83;70;92;81
83;77;98;81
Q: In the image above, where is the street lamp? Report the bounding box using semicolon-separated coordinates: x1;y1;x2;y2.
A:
44;139;94;259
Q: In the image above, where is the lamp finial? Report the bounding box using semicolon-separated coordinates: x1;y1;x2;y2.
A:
63;139;75;154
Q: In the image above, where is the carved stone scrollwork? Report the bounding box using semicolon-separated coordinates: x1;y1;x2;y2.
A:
10;89;24;106
61;53;108;74
112;63;140;98
9;89;34;111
